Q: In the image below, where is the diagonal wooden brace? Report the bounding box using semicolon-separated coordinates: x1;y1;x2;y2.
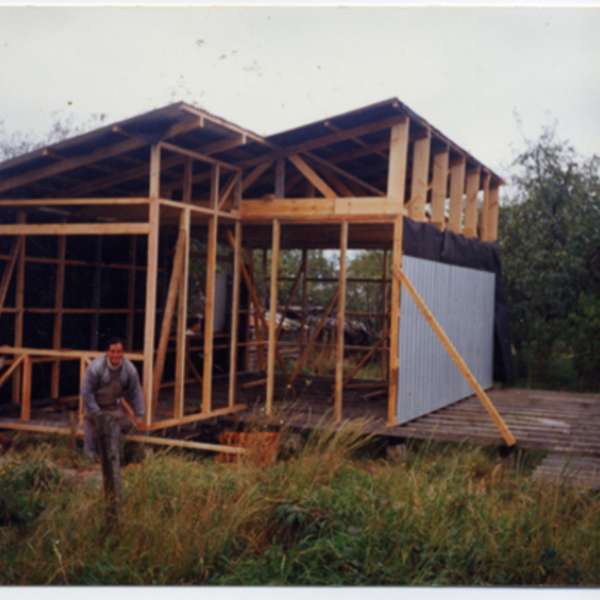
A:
393;264;516;447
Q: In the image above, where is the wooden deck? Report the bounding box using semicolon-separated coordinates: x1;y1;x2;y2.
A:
1;375;600;458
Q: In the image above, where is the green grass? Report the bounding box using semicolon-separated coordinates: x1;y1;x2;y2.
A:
0;428;599;585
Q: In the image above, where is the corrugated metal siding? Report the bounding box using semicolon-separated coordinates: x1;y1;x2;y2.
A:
397;256;495;425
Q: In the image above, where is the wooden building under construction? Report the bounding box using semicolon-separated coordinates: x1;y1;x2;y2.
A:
0;98;519;448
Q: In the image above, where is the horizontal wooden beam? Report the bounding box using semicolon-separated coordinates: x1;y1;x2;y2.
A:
0;197;151;207
240;115;406;168
241;197;407;222
0;422;247;455
0;223;150;236
143;403;248;431
0;345;144;361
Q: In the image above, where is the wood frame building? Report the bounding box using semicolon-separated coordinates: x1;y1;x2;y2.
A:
0;98;515;447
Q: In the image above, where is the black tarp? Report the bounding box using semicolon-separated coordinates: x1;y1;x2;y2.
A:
402;217;515;385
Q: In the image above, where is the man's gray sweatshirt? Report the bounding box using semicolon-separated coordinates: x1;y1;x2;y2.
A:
80;355;145;419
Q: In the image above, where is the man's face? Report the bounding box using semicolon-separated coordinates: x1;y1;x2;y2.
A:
107;343;124;367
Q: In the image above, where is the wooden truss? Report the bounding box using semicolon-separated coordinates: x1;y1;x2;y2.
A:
0;99;513;446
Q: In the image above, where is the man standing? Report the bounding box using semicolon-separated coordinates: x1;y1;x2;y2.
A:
80;337;145;460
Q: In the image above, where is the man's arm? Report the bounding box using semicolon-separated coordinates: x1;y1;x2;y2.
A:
80;364;101;416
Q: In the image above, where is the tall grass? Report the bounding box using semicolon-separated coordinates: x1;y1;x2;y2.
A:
0;429;599;585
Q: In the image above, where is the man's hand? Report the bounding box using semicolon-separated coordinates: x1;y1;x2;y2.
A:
134;418;146;431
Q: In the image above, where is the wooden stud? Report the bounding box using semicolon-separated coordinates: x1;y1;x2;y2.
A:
334;221;348;423
245;248;265;371
480;171;491;242
12;212;26;406
153;217;187;418
0;236;22;313
90;236;103;351
202;215;218;414
274;159;285;198
430;150;449;230
228;221;242;408
463;168;480;239
0;223;150;236
174;180;192;419
20;354;31;421
300;249;308;354
381;249;388;380
50;229;66;398
448;158;466;234
387;215;403;426
386;119;410;203
408;133;431;222
488;182;500;242
392;264;516;447
266;220;281;415
143;144;162;421
125;236;137;352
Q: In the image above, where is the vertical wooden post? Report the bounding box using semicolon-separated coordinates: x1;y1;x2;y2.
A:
334;221;348;423
79;357;87;425
51;230;66;399
386;120;409;427
12;211;26;406
430;149;449;230
126;236;137;352
243;248;253;372
448;158;466;234
274;159;285;198
266;219;280;416
202;165;220;414
408;132;430;222
488;182;500;242
174;209;190;419
20;354;31;421
463;167;480;239
143;144;161;426
480;170;491;242
388;216;404;426
387;118;410;203
90;236;103;350
300;248;308;355
228;221;242;408
380;249;388;380
174;162;192;419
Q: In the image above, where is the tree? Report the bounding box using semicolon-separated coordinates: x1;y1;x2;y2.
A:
498;127;600;388
0;112;106;160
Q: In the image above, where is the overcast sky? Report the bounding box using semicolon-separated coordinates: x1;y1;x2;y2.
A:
1;4;599;190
